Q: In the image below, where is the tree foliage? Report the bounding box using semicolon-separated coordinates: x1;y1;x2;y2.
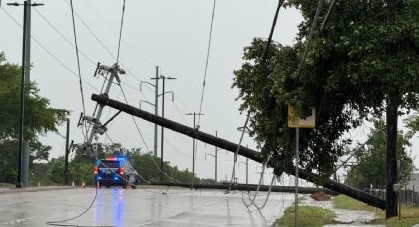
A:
0;52;69;141
0;52;69;184
31;147;206;186
232;0;419;177
346;120;415;189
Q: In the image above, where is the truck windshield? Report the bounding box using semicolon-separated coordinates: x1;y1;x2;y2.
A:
98;160;119;168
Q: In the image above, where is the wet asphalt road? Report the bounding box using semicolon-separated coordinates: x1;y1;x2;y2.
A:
0;186;294;226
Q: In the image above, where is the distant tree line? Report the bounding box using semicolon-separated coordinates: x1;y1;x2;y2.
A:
28;145;215;186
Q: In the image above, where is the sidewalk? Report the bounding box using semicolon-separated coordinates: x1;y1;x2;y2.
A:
301;195;385;227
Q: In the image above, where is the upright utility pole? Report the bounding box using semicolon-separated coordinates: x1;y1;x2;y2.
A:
245;157;249;185
237;128;250;185
185;112;204;186
215;131;219;183
64;118;70;185
140;67;160;157
8;0;43;188
159;75;176;181
295;128;300;227
204;130;219;183
148;66;160;157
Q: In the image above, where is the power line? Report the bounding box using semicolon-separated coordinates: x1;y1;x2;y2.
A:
116;0;126;64
119;86;151;151
228;0;285;191
173;101;189;124
81;0;155;68
63;0;144;87
197;0;216;126
33;7;96;65
294;0;325;78
64;0;115;61
164;137;191;159
69;0;86;117
320;0;336;31
0;6;99;92
68;0;155;108
119;85;182;183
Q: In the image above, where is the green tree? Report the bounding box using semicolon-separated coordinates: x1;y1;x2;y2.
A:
0;52;69;184
346;120;415;189
34;146;213;186
233;0;419;217
0;141;19;183
127;150;198;183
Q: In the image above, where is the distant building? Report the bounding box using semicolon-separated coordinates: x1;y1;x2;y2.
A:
406;172;419;190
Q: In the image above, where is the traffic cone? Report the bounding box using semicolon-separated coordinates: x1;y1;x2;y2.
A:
81;181;85;189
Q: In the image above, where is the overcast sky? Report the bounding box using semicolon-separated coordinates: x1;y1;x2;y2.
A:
1;0;417;185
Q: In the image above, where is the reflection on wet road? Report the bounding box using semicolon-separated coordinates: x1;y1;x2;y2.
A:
0;187;295;226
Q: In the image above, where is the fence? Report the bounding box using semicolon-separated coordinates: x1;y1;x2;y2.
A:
365;185;419;207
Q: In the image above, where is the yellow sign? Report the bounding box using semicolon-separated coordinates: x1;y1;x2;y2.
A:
288;105;315;128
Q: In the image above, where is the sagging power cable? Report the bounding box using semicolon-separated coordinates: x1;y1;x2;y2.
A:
227;0;284;192
228;112;250;191
33;7;96;65
320;0;336;31
46;144;110;226
45;187;104;226
69;0;87;118
336;128;385;171
116;0;126;64
0;6;98;92
294;0;325;79
241;156;275;212
118;85;181;183
197;0;217;126
63;0;143;87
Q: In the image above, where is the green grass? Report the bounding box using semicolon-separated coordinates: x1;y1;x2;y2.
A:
275;205;336;227
0;183;14;188
333;194;371;210
333;195;419;226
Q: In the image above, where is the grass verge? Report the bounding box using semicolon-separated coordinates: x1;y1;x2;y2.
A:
333;195;419;227
333;194;371;210
0;183;14;188
275;205;336;227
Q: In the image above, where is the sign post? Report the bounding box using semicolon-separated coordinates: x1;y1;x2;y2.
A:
288;105;315;227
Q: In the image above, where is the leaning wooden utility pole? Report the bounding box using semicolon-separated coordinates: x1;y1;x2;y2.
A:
91;94;386;210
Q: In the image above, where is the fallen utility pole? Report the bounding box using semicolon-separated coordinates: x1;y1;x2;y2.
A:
91;94;386;210
150;182;338;195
